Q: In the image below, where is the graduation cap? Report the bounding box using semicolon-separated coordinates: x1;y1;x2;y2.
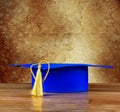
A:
10;62;113;96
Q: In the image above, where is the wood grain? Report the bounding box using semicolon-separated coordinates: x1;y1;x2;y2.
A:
0;83;120;111
89;83;120;91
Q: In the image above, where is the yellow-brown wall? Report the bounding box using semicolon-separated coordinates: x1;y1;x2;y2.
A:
0;0;120;83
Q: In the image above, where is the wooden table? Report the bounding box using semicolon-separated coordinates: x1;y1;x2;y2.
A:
0;83;120;112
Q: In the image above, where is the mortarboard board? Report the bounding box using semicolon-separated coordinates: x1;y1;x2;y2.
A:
10;63;113;93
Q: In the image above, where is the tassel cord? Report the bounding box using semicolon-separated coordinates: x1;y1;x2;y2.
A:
30;60;50;83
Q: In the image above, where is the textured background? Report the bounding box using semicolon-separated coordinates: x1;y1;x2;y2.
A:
0;0;120;83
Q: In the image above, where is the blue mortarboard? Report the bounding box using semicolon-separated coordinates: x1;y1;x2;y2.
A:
10;63;113;93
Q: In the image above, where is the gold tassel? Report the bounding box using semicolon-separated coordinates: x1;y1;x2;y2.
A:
30;60;50;97
31;64;43;96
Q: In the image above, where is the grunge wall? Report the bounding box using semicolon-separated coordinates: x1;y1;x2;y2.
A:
0;0;120;83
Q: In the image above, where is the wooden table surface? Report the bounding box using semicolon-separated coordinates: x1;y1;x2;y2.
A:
0;83;120;112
